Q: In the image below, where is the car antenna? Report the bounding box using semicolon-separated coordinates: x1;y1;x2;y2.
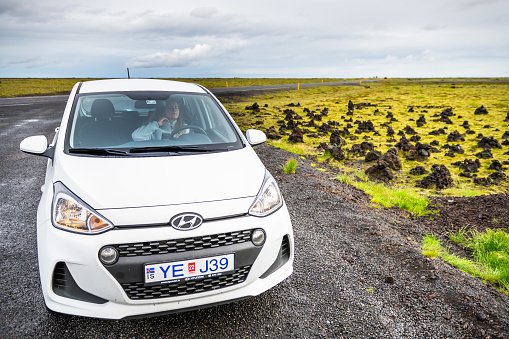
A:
127;68;130;79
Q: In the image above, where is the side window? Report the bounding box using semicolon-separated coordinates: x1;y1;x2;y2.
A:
199;97;236;142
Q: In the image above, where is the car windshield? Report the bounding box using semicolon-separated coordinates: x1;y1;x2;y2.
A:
64;91;243;155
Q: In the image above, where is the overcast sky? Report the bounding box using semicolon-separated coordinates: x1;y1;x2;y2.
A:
1;0;508;78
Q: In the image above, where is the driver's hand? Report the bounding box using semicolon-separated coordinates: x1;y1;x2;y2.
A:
158;117;169;126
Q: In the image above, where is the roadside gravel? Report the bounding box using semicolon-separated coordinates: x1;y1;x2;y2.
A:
254;143;509;338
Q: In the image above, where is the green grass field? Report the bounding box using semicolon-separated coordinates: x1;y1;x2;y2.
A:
0;77;346;98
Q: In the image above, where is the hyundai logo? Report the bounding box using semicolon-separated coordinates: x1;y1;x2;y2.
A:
169;213;203;231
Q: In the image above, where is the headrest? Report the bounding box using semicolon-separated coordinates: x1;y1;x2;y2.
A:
90;99;115;120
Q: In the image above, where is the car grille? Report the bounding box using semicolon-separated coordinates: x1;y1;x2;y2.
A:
121;265;252;300
114;230;253;257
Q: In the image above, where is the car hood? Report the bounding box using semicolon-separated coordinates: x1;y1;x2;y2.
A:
54;148;265;210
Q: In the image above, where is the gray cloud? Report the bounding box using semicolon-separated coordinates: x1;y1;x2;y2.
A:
6;56;45;68
0;0;507;77
8;57;39;65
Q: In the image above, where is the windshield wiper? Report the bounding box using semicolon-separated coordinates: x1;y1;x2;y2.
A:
69;148;130;156
129;145;223;154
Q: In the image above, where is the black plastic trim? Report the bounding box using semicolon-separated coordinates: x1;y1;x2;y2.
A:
260;235;291;279
113;213;248;229
52;262;108;304
122;296;251;319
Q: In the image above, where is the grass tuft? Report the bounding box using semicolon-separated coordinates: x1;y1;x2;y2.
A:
422;235;443;257
282;158;298;174
337;172;432;216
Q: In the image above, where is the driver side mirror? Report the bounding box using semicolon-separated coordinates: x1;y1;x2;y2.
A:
245;129;266;146
20;135;54;159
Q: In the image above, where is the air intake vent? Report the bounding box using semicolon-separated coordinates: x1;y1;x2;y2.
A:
52;262;68;290
281;235;290;259
114;230;253;257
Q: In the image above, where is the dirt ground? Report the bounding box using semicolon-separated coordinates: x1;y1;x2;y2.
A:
420;194;509;235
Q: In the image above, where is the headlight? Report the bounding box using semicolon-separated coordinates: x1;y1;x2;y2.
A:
52;182;113;234
249;170;283;217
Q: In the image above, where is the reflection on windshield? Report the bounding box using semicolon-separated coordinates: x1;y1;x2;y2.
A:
66;92;242;155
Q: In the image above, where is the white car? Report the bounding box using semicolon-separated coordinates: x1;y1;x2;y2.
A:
20;79;294;319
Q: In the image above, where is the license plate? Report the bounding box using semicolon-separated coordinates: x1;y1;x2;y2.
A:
144;253;235;285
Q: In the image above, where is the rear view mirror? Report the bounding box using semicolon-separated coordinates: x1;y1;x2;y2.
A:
245;129;267;146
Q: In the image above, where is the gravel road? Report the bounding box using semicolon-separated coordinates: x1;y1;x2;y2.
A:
0;96;508;338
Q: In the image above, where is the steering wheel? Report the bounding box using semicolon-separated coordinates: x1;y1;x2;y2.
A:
168;125;207;139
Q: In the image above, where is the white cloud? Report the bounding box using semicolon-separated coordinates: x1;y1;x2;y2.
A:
190;7;219;19
126;44;213;68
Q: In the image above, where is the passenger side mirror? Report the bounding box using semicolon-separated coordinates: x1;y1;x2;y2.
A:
245;129;266;146
20;135;54;158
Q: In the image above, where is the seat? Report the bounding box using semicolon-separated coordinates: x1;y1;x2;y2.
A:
78;99;124;147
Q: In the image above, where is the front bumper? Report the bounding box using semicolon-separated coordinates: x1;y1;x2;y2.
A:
37;204;294;319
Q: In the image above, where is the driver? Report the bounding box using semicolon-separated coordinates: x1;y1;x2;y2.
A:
132;99;188;141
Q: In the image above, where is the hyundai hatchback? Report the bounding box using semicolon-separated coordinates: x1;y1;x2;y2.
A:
20;79;294;319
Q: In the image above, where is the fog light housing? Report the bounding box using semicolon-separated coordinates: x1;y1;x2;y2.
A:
251;229;266;246
99;246;118;265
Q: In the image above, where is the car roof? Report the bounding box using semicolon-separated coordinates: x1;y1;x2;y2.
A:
78;79;207;94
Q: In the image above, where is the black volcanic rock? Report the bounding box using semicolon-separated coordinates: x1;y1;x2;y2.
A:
474;105;489;115
416;116;426;127
409;166;428;175
288;127;304;143
395;137;413;152
365;150;382;162
330;131;347;146
476;149;493;159
245;102;260;111
447;130;465;142
416;164;453;190
403;125;417;135
355;120;375;133
429;128;446;136
488;160;506;172
478;136;502;150
452;158;481;173
379;147;401;171
265;126;281;140
386;126;395;137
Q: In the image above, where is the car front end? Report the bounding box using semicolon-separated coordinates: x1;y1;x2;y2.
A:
37;183;293;319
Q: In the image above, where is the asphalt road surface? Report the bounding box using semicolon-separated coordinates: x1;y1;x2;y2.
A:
1;91;508;338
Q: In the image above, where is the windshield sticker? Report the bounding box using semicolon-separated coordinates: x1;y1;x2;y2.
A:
146;100;157;105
